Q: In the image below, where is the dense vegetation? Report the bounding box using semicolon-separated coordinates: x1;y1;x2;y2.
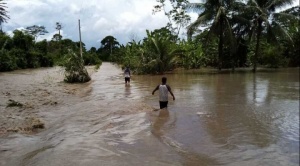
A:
0;29;102;72
0;0;299;75
111;0;299;74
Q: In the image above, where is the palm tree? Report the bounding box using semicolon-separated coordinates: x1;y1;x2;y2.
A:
187;0;237;70
143;30;180;74
0;0;9;32
246;0;294;72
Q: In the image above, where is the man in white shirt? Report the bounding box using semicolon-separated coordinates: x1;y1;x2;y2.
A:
152;77;175;109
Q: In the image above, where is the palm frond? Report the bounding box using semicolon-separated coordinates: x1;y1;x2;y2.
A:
224;17;237;54
187;11;212;37
0;0;9;23
281;6;300;16
272;20;294;44
265;20;280;45
186;3;205;12
268;0;294;10
151;37;161;55
273;12;298;22
232;15;252;27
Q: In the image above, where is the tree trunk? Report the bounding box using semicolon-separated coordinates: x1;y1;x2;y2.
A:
218;16;224;71
231;52;235;72
253;20;262;73
110;44;112;56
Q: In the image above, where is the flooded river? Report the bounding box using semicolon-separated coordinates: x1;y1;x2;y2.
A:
0;63;299;166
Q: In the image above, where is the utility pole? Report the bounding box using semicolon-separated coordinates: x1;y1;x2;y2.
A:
78;19;83;58
56;22;62;54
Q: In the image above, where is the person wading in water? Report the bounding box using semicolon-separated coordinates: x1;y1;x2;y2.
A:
124;67;131;84
152;77;175;109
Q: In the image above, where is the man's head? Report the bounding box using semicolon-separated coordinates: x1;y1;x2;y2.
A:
162;77;167;84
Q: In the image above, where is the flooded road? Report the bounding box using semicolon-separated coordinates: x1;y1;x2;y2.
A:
0;63;299;166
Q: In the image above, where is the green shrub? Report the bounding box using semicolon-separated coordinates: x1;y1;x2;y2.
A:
26;51;40;68
83;52;102;65
261;44;286;68
37;52;54;67
62;50;91;83
9;49;28;69
0;50;17;71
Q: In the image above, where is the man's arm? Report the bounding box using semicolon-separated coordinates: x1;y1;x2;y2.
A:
152;85;159;95
167;85;175;100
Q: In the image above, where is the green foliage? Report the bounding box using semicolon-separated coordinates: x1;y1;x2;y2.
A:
9;48;27;69
139;30;180;74
0;49;17;71
153;0;191;36
0;0;10;29
12;30;34;51
0;23;102;74
62;50;91;83
286;31;300;67
25;25;48;41
187;0;238;70
83;52;102;65
112;29;181;74
95;63;102;70
1;6;299;75
260;43;286;68
98;35;120;61
26;51;40;68
112;41;142;73
243;0;295;71
194;31;219;67
0;32;12;49
178;40;207;69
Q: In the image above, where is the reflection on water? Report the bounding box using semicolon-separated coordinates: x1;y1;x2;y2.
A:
151;108;170;137
135;68;299;165
124;84;131;97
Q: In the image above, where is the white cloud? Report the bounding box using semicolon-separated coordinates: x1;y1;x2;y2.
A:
3;0;170;49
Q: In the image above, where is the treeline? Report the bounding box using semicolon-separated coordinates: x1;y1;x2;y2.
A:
1;1;299;74
103;24;299;74
0;29;101;72
102;1;300;74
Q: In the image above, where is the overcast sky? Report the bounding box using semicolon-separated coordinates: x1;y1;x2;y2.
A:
3;0;298;50
3;0;175;49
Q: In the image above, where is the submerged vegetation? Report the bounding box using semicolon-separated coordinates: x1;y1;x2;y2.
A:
7;99;23;107
63;50;91;83
0;0;299;76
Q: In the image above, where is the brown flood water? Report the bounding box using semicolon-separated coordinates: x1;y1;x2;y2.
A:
0;63;299;166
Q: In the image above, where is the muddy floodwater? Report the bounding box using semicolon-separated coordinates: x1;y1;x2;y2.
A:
0;63;299;166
